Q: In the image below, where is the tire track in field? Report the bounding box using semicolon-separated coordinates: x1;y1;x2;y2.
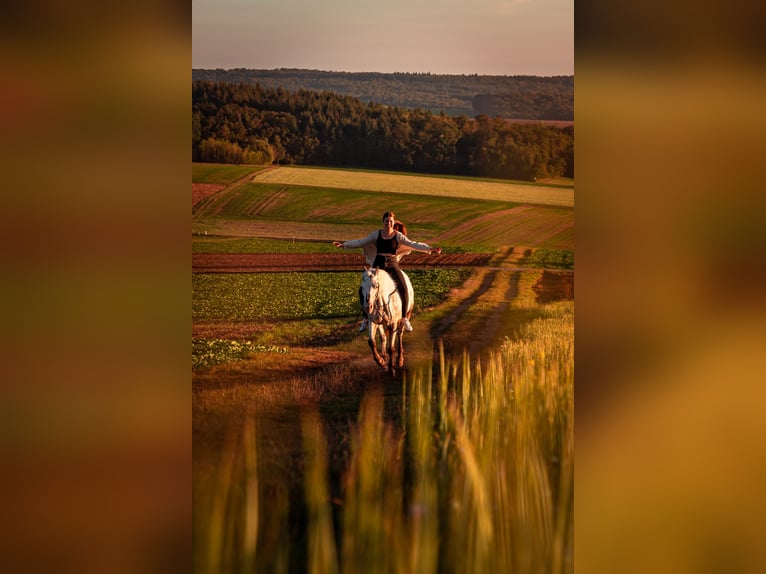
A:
467;269;520;357
428;246;517;336
435;206;573;250
430;268;499;342
250;186;290;216
428;246;530;358
192;171;259;216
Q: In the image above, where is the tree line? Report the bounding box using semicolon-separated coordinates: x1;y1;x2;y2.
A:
192;80;574;180
472;92;572;121
193;68;573;119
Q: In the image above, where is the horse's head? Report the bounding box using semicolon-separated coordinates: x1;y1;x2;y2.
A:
360;268;380;316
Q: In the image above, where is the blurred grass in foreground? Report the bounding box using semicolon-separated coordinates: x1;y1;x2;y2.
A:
197;302;574;573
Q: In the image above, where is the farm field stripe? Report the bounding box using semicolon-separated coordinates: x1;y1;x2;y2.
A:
192;252;495;273
254;166;574;207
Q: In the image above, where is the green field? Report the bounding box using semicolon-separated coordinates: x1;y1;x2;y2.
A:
192;164;574;252
192;162;266;184
192;237;340;254
193;269;468;323
254;165;574;206
196;182;514;235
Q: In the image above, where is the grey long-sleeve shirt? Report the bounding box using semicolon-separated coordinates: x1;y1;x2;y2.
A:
341;230;433;266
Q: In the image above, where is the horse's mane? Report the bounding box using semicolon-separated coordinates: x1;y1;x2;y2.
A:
383;273;399;304
361;267;393;295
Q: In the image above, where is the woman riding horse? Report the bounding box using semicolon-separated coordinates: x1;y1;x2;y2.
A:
333;211;442;331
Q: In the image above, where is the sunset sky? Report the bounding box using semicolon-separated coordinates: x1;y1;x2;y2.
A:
192;0;573;76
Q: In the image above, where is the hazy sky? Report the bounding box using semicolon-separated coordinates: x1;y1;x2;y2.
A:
192;0;573;76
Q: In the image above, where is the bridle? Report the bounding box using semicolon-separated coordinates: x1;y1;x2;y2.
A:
366;269;396;323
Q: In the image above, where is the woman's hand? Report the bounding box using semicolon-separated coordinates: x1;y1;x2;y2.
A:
430;247;442;255
333;241;344;248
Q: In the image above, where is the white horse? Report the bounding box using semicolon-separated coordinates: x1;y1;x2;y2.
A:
360;266;414;375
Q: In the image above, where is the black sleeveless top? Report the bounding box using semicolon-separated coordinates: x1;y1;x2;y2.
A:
375;230;398;255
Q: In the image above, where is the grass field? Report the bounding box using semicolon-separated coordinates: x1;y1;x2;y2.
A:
193;163;267;184
253;166;574;207
195;182;515;234
192;164;574;251
192;269;468;323
192;237;340;254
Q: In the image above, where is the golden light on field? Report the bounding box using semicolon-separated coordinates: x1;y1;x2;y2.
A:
255;166;575;207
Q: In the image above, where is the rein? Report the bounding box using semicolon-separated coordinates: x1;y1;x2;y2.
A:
371;287;397;323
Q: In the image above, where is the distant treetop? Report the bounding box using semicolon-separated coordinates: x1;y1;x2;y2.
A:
192;68;573;120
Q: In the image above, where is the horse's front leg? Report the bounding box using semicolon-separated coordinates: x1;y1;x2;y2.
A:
396;328;405;368
387;328;397;375
368;324;386;368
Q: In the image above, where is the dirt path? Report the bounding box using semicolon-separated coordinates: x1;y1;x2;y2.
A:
428;247;544;359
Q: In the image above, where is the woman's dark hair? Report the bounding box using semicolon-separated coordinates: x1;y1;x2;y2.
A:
394;221;407;236
382;211;396;221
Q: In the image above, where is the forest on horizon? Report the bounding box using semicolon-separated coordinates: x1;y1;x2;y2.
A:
193;80;574;180
192;68;573;120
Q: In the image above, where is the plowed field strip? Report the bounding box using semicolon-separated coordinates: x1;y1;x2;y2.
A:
192;252;495;273
192;170;260;216
192;183;226;208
